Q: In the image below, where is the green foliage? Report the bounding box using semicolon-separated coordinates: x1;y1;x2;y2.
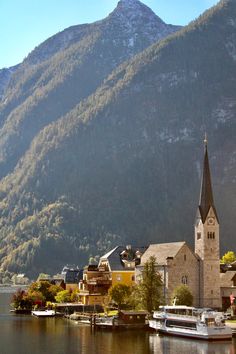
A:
221;251;236;264
171;285;193;306
136;256;162;313
0;0;236;277
108;284;132;309
55;290;72;303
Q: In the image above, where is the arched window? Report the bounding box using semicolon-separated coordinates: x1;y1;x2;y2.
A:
182;275;188;285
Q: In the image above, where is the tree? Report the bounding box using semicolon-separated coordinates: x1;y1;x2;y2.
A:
11;288;33;310
136;256;162;313
221;251;236;264
108;284;132;309
55;290;72;303
171;285;193;306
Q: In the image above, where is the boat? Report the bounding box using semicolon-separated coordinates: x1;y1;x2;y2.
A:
95;310;148;329
32;309;56;317
149;305;232;341
95;315;116;328
68;313;92;324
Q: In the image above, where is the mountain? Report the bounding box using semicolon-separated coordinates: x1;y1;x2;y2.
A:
0;0;236;279
0;0;180;177
0;65;19;100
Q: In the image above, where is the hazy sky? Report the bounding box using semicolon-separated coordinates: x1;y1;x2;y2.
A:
0;0;219;69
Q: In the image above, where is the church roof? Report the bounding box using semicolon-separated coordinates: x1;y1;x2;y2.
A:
140;241;186;266
198;141;218;223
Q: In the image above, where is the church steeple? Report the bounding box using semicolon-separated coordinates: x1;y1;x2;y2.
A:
194;136;221;309
198;135;218;223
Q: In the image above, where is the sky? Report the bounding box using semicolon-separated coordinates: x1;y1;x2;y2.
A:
0;0;219;69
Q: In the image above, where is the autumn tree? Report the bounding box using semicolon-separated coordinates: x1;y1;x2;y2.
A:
55;290;72;303
221;251;236;264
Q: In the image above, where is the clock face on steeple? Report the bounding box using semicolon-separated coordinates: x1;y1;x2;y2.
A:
207;217;215;225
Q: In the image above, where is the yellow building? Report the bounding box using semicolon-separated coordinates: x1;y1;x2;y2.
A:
98;245;147;287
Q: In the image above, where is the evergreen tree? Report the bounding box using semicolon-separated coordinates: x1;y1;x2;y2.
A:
137;256;162;313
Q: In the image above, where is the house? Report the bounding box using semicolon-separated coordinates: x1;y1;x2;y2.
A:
61;265;82;291
98;245;147;287
78;263;111;305
78;245;147;305
220;271;236;311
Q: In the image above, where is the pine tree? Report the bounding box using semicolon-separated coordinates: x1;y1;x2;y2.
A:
137;256;162;313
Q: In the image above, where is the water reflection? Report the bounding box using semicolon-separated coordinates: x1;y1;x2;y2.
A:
0;292;236;354
149;333;235;354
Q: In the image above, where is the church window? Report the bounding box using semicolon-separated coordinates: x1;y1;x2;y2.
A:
211;290;213;295
197;232;201;240
184;254;186;261
182;276;188;284
207;232;215;239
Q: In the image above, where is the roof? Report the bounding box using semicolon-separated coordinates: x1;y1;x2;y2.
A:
140;242;186;266
100;246;119;260
119;310;148;315
198;144;218;223
99;245;148;271
220;271;236;287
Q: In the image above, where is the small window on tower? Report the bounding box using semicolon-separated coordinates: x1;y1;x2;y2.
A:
197;232;201;240
184;254;186;261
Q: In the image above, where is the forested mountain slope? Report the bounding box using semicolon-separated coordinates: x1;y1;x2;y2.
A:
0;0;235;278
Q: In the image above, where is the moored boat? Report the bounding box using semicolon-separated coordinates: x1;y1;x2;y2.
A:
32;309;56;317
149;305;232;341
95;310;148;329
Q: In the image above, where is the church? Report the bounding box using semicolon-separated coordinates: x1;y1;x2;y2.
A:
136;137;221;308
80;138;235;310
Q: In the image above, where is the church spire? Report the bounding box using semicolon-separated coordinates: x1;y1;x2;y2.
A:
198;135;218;223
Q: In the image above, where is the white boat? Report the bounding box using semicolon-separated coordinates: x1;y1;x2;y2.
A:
32;309;56;317
95;316;116;328
149;305;232;341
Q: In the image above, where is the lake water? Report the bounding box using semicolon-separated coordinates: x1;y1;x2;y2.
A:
0;291;235;354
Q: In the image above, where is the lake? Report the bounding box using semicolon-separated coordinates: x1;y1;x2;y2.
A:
0;291;235;354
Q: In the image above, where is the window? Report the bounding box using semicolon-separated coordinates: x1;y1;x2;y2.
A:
184;254;187;261
207;232;215;239
182;276;188;284
197;232;201;240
